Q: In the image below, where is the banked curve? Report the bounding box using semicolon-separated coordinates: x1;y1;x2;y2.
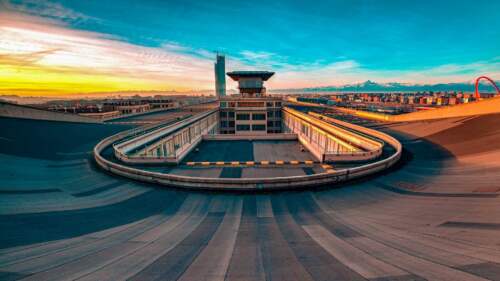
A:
93;115;402;191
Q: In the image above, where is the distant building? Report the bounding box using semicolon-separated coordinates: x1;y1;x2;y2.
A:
104;100;150;115
219;71;282;135
214;54;226;98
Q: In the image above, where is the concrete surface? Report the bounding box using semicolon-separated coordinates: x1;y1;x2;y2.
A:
1;112;500;280
0;102;100;124
253;140;314;162
184;140;315;163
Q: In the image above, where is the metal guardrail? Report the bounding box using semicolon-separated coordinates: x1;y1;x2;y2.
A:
93;113;403;191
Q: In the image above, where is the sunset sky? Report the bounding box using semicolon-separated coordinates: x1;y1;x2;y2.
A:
0;0;499;96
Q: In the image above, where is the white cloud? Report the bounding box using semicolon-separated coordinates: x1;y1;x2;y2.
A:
3;0;91;23
0;8;498;93
240;50;274;60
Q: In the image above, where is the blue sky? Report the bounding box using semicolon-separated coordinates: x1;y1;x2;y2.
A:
60;0;500;67
0;0;499;94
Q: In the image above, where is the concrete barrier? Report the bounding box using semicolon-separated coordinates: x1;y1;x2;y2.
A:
0;101;101;123
94;113;402;191
202;133;298;141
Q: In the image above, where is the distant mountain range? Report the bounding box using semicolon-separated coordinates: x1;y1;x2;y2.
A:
273;80;500;93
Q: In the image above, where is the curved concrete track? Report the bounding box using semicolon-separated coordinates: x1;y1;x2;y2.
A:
1;114;500;281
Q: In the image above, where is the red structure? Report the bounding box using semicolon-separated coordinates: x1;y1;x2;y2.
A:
475;76;500;99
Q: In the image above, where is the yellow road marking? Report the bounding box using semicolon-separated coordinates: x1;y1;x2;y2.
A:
216;161;225;165
304;160;314;165
261;161;269;165
322;164;333;169
231;161;239;165
201;162;210;166
290;160;299;164
275;160;284;165
246;161;255;165
186;162;195;166
326;169;336;173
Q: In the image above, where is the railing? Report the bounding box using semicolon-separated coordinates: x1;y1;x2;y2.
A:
282;107;384;162
113;109;218;164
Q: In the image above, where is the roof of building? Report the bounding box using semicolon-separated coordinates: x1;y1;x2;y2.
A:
226;71;275;81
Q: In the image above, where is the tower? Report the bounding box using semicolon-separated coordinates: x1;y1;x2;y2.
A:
214;54;226;98
226;71;274;97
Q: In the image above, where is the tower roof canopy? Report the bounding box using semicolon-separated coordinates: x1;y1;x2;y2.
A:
227;71;274;81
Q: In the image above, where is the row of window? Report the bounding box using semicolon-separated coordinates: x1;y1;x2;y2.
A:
235;113;266;120
220;101;282;108
221;121;281;128
267;121;282;128
236;124;266;131
219;110;282;119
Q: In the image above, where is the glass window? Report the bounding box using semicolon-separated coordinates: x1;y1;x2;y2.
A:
236;113;250;120
266;102;273;107
252;113;266;120
229;102;237;107
219;111;227;118
236;124;250;131
228;121;235;127
275;102;282;107
275;121;281;128
267;111;274;118
267;121;273;127
221;121;228;127
238;102;264;107
228;112;235;118
252;124;266;131
275;110;282;117
220;102;227;108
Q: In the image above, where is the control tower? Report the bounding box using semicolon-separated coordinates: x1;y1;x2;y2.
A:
226;71;274;97
214;54;226;98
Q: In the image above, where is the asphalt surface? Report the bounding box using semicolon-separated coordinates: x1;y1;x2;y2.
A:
1;113;500;281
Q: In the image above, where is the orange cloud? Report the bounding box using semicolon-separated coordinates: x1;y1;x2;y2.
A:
0;12;215;96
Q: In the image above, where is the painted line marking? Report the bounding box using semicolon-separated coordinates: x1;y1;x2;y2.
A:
201;162;210;166
322;164;333;169
231;161;240;165
261;161;269;165
216;161;225;165
275;160;284;165
186;162;195;166
246;161;255;165
290;160;299;164
305;160;314;165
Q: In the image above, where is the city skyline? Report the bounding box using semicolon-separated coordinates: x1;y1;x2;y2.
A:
1;0;499;96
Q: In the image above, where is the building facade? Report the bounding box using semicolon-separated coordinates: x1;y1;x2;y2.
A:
219;71;282;135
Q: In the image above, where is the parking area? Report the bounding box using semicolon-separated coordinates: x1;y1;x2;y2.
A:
167;139;328;178
183;140;315;163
